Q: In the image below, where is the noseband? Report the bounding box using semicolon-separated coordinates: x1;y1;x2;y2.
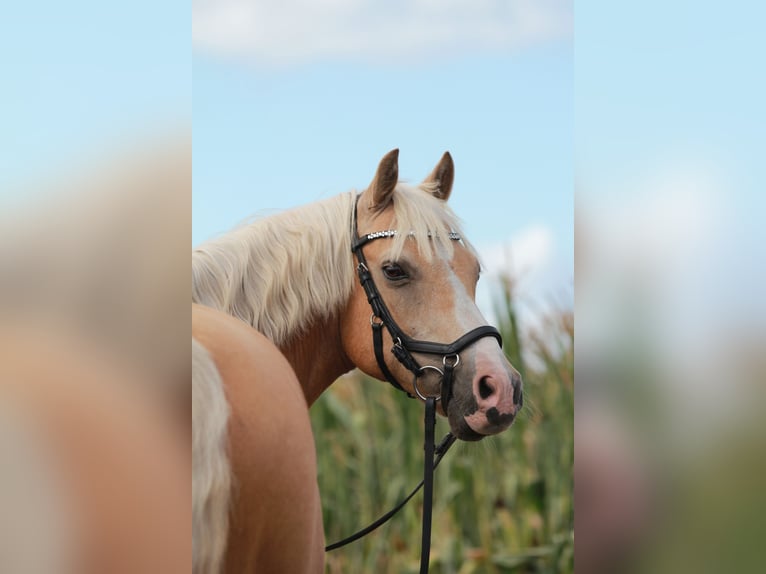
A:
350;197;503;411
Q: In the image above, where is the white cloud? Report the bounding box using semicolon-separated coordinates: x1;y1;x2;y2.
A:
478;224;554;283
193;0;572;66
474;224;556;326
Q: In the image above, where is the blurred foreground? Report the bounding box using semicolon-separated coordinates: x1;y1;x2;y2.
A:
0;136;191;573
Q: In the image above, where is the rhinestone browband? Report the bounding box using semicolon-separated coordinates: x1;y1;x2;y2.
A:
362;230;461;241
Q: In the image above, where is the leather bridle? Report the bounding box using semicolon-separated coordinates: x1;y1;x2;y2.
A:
350;196;503;410
325;196;504;573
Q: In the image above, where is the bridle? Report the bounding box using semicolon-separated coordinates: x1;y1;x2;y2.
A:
325;195;504;573
350;196;503;410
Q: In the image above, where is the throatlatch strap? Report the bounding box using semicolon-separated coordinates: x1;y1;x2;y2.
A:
420;397;437;574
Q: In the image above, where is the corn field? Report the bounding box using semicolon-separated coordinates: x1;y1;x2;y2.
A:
311;283;574;573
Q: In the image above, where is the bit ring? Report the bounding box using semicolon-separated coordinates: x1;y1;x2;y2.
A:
412;365;443;401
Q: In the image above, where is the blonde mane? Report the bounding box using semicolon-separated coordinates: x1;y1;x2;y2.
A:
191;184;470;347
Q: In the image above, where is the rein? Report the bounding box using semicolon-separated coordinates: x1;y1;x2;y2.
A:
325;197;503;573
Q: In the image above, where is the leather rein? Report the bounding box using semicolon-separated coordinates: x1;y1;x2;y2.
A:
325;197;503;574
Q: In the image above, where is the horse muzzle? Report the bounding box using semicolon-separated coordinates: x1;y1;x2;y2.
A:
460;369;524;440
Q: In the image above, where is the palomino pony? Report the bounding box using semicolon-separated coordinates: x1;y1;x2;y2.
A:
192;149;523;573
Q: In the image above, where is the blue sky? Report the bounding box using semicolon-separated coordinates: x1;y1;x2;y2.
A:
576;2;765;292
193;1;574;320
0;1;190;192
192;50;573;248
576;1;765;201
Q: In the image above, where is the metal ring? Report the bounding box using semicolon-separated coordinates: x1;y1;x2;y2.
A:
412;365;443;402
370;313;383;327
443;354;460;368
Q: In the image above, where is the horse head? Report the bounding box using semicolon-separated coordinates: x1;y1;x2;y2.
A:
341;149;523;441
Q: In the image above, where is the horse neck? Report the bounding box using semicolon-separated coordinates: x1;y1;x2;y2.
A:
280;316;354;406
192;192;355;339
192;192;357;403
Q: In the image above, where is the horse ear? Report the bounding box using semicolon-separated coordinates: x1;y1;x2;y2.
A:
368;149;399;209
422;151;454;201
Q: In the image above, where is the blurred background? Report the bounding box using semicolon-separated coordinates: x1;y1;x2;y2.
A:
576;2;766;573
6;0;764;573
193;1;574;573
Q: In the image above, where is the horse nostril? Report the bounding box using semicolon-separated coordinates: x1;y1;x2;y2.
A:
478;376;494;400
512;373;523;406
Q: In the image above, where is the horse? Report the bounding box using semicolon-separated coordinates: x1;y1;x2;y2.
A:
192;149;524;573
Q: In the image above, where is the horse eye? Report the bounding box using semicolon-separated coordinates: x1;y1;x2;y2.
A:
382;263;408;281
